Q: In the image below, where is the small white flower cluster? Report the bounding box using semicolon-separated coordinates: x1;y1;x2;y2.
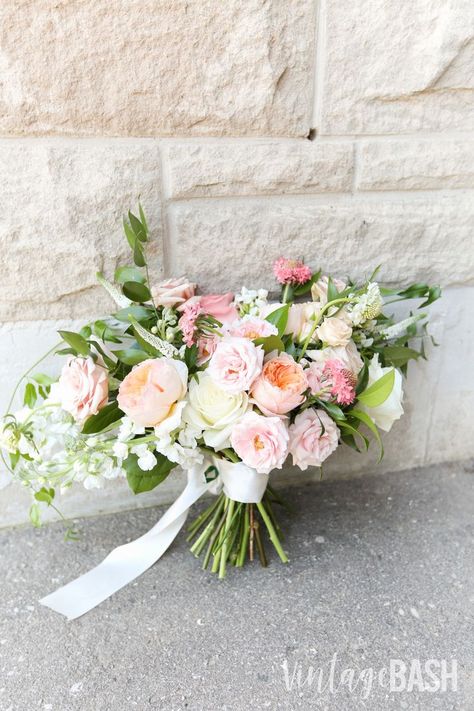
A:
151;306;181;344
235;287;268;317
1;404;125;492
348;282;383;326
379;314;424;340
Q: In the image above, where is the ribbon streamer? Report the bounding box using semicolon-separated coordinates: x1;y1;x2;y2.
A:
40;458;267;620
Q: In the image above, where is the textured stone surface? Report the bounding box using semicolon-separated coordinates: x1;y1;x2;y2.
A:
322;0;474;134
0;463;472;709
0;140;162;321
1;289;472;528
165;140;354;198
0;0;315;137
168;195;474;290
358;139;474;190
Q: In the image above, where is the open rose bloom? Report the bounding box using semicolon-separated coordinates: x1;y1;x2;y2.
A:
2;205;440;595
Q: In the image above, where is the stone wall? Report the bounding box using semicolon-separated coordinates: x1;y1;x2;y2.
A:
1;0;473;525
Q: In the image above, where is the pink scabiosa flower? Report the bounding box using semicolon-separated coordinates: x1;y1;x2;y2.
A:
178;300;203;347
323;359;357;406
273;257;312;285
231;411;289;474
289;409;340;470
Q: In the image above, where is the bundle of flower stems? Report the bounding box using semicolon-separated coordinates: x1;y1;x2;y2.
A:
186;488;289;578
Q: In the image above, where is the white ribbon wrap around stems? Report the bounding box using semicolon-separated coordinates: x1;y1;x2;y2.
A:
40;458;268;620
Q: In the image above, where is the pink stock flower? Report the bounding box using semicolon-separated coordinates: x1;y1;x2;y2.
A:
229;317;278;340
117;358;188;427
178;301;203;347
56;356;109;423
231;411;289;474
207;337;263;394
251;353;308;416
289;409;340;470
273;257;312;285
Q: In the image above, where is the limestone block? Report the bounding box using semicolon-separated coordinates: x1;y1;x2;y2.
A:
0;140;162;321
358;139;474;190
0;0;315;137
165;141;354;198
322;0;474;134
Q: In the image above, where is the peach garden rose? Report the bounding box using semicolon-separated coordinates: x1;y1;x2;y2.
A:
117;358;188;427
250;353;308;416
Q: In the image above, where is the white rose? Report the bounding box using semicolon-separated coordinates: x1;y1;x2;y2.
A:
316;317;352;347
306;340;364;375
361;355;404;432
183;372;249;450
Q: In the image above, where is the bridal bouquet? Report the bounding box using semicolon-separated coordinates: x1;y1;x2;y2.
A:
1;205;440;618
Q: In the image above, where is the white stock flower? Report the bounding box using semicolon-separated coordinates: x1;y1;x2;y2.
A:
361;354;404;432
349;283;383;326
132;444;158;471
183;372;249;450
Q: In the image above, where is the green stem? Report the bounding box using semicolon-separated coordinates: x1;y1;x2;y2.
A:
253;520;268;567
5;341;64;416
202;508;227;570
282;283;292;304
219;498;235;579
236;504;250;567
186;494;223;541
257;501;289;563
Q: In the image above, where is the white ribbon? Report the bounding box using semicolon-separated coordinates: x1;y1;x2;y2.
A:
39;458;267;620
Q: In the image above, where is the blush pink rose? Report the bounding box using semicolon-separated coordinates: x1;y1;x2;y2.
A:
196;333;220;365
56;356;109;422
250;353;308;416
229;317;278;340
207;337;263;394
200;293;238;324
117;358;188;426
230;411;289;474
289;409;340;470
151;277;196;308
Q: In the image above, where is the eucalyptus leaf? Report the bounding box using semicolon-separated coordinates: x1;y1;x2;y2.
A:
122;281;151;303
113;348;150;366
123;219;136;249
133;241;146;267
128;211;147;242
115;266;146;284
114;305;153;323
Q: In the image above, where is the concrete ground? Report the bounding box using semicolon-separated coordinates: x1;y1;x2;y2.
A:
1;461;473;711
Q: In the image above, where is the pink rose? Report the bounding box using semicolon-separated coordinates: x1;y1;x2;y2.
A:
196;333;220;365
56;356;108;422
307;341;364;375
231;411;289;474
200;293;238;324
229;317;278;340
207;337;263;394
151;277;196;308
117;358;188;426
289;409;340;470
251;353;308;416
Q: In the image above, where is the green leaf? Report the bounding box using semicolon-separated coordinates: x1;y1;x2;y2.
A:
128;211;147;242
114;305;153;323
420;285;441;308
32;373;55;387
337;421;369;450
293;270;321;296
349;409;384;461
265;304;289;337
253;335;285;354
357;369;395;408
124;453;176;494
58;330;90;356
355;360;369;395
113;348;150;366
82;401;123;435
133;241;146;267
122;281;151;303
34;486;55;505
115;266;146;284
123;218;137;249
138;202;149;233
326;276;340;304
29;503;41;528
318;401;346;420
381;345;421;368
23;383;37;408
